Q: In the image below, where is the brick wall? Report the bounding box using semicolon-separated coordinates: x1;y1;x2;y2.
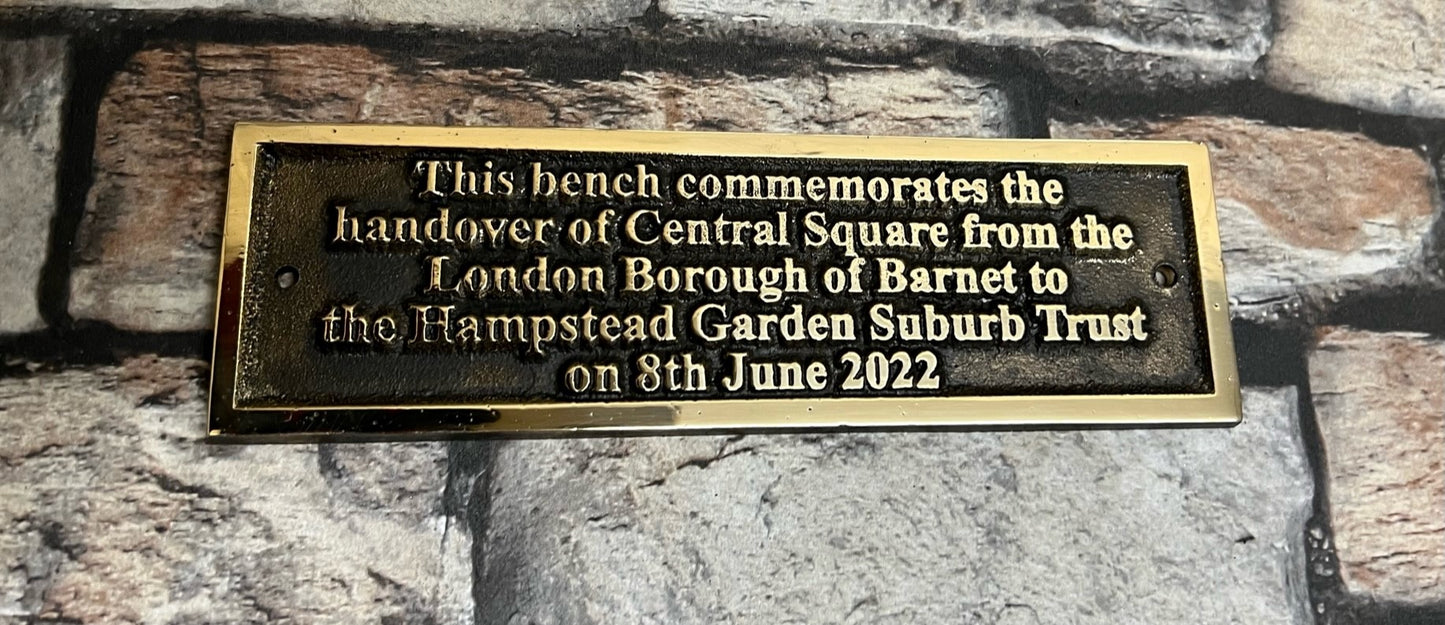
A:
1;3;1442;624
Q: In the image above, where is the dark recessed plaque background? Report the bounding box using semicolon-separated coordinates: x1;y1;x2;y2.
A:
210;125;1238;438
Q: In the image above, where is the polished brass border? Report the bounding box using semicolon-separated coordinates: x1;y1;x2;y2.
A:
209;123;1240;438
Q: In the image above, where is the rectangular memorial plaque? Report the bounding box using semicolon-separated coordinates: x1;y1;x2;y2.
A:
209;124;1239;439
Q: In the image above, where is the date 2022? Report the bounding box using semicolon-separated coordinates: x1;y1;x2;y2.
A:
563;350;941;396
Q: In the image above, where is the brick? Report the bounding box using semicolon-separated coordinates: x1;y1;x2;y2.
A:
1051;116;1436;322
4;1;1270;93
0;37;66;334
71;43;1016;332
1268;0;1445;119
0;358;474;624
1;0;651;32
479;388;1313;624
1308;328;1445;602
659;0;1271;91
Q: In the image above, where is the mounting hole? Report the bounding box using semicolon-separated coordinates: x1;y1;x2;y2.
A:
1153;263;1178;289
276;266;299;289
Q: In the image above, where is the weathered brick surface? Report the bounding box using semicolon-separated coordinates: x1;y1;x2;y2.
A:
5;1;1445;621
0;0;652;32
0;37;66;334
70;43;1016;332
0;358;474;624
3;0;1270;93
1308;328;1445;602
660;0;1272;91
1051;116;1437;321
1268;0;1445;119
479;388;1313;625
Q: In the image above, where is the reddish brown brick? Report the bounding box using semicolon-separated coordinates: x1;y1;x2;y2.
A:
71;43;1016;331
1052;116;1437;321
1309;327;1445;601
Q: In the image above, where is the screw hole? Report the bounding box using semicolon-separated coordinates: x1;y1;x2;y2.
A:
276;266;298;289
1153;263;1177;288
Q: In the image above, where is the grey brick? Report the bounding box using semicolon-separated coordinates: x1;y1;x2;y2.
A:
479;388;1313;625
0;357;474;624
1269;0;1445;119
0;37;67;334
657;0;1272;91
9;1;1268;93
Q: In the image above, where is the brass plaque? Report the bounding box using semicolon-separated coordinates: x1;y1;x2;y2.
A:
210;124;1239;439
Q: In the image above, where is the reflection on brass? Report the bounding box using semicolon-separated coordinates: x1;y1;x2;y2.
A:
209;124;1240;439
